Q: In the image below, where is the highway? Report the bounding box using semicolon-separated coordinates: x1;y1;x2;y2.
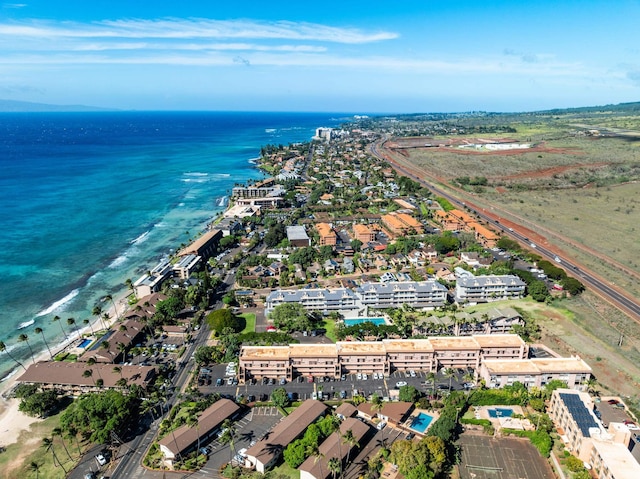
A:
370;141;640;321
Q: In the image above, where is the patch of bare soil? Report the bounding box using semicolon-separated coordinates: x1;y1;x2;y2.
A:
498;162;611;180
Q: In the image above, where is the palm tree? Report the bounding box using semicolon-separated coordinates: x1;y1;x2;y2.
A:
341;429;357;479
52;426;73;461
42;437;67;473
83;318;95;336
187;414;202;463
66;424;82;457
116;378;128;389
52;315;69;341
18;333;36;364
29;461;40;479
306;443;325;479
0;340;26;371
34;327;53;360
93;305;108;331
82;369;94;387
328;457;341;479
104;294;120;320
444;367;456;393
112;366;122;378
425;371;437;398
67;317;80;339
102;312;111;331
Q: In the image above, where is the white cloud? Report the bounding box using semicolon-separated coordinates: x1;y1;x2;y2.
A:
0;18;398;43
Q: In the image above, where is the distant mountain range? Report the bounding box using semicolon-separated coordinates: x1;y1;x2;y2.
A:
0;99;117;112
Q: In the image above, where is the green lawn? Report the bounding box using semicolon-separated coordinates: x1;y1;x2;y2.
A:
322;318;337;342
239;313;256;334
272;462;301;479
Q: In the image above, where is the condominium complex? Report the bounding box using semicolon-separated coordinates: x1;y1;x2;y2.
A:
381;212;424;235
265;280;448;316
238;334;529;382
352;223;376;243
479;357;592;390
549;389;640;479
316;222;337;246
455;275;526;304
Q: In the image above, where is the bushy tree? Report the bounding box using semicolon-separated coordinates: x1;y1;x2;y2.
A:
269;303;311;332
60;389;138;444
206;308;241;334
18;390;59;417
399;385;421;403
271;387;289;408
528;280;549;302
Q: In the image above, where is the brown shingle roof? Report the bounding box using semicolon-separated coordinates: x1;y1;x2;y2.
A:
158;399;240;458
299;418;370;479
17;361;156;389
246;400;327;468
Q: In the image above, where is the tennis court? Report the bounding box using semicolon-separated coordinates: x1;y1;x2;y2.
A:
458;433;554;479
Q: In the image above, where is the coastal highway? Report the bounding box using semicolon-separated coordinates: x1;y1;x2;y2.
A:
370;140;640;322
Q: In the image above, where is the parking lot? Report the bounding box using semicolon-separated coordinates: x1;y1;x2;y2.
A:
198;364;474;402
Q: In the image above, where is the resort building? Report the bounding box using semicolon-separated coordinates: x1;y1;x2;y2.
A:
265;288;360;316
80;319;146;364
381;212;424;235
357;281;448;310
286;225;311;247
17;362;157;395
413;307;524;337
238;334;529;382
469;222;499;248
232;185;283;199
245;400;327;473
479;356;592;390
133;259;173;298
178;228;223;261
548;389;640;479
357;401;414;427
265;281;448;316
455;275;526;304
172;254;202;280
299;417;370;479
158;399;241;463
316;223;337;246
352;223;376;243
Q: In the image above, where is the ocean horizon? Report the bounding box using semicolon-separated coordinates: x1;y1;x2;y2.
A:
0;111;349;379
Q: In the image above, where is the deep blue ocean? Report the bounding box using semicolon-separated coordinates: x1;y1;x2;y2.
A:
0;111;347;379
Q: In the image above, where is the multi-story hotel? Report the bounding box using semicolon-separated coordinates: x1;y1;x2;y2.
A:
455;275;526;304
316;222;337;246
479;357;592;390
264;281;448;315
548;389;640;479
352;223;376;243
238;334;529;382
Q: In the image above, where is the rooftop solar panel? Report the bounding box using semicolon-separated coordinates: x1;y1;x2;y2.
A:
560;392;599;437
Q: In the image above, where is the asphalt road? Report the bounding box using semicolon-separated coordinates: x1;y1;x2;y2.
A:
370;141;640;322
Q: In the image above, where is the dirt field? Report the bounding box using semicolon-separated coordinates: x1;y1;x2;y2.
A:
457;432;554;479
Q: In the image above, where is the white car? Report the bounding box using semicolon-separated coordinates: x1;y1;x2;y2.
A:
395;381;408;388
357;373;363;380
362;373;368;380
377;421;387;430
409;370;416;378
95;454;107;466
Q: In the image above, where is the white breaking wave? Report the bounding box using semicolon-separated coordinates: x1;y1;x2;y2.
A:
184;172;209;177
265;128;277;133
34;289;79;317
130;230;151;245
17;319;35;330
108;254;129;269
181;178;208;183
211;173;231;178
154;222;168;228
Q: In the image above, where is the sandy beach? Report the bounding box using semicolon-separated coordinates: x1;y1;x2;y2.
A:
0;290;129;449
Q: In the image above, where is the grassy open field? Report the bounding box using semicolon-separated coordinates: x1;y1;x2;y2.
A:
481;181;640;296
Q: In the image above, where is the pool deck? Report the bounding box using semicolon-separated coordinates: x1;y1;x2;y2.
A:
473;405;533;431
400;409;440;436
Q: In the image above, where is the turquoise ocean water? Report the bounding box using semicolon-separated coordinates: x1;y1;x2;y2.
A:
0;111;346;379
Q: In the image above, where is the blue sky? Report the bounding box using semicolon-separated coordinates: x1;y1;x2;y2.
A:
1;0;639;112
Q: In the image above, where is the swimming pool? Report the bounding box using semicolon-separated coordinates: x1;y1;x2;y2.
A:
343;317;386;326
409;412;434;433
78;338;92;348
488;407;514;418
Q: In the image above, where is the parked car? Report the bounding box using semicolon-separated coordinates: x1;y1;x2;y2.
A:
395;381;408;388
96;454;107;466
377;421;387;430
